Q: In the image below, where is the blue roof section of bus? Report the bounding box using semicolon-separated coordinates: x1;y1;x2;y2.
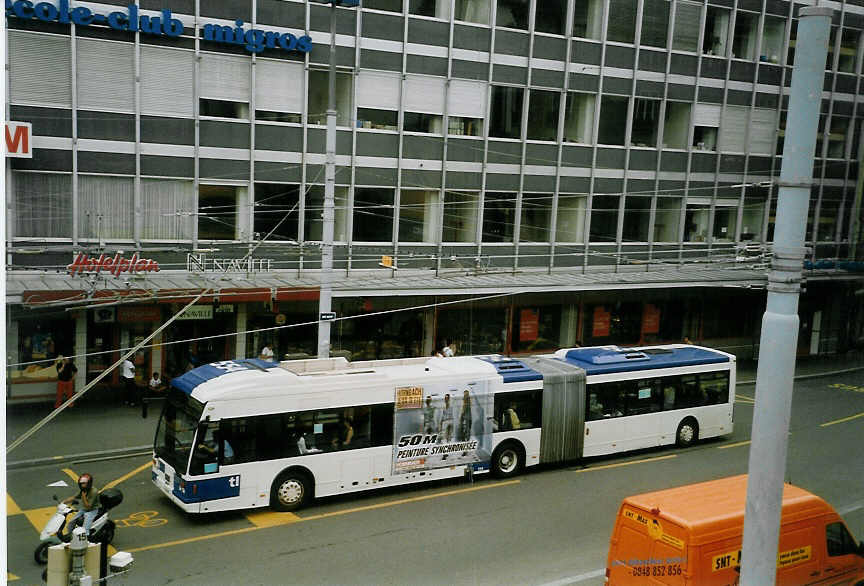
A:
171;359;276;394
475;357;543;383
560;346;729;375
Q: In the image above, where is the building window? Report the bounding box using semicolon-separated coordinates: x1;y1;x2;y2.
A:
200;98;248;119
827;116;849;159
838;29;859;73
496;0;528;29
199;185;245;241
663;102;690;149
641;0;669;48
364;0;402;12
718;105;748;153
703;7;730;56
573;0;603;40
404;112;443;134
409;0;449;19
455;0;490;25
654;197;682;242
776;111;787;156
564;92;595;144
713;204;737;242
741;186;767;242
761;16;785;64
672;1;701;52
141;179;195;240
257;111;301;124
732;11;758;60
254;183;299;242
816;189;843;242
489;86;524;139
598;96;629;146
631;99;660;147
520;194;553;243
590;195;620;242
556;195;587;242
443;191;479;242
303;186;348;242
79;176;134;241
693;126;718;151
398;190;439;243
482;192;516;242
684;204;709;242
448;117;483;136
308;70;353;127
536;0;566;35
353;188;394;242
607;0;636;44
788;20;797;66
527;90;560;141
13;173;72;239
356;108;398;131
623;196;651;242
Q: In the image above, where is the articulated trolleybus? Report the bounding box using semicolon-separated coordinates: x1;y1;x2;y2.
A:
152;344;735;512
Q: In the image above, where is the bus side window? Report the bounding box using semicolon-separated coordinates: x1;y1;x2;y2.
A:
699;372;729;405
370;404;394;447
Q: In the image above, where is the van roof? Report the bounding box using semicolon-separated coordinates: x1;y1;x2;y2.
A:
623;475;830;542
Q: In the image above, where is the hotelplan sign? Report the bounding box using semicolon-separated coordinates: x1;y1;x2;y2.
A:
6;1;312;55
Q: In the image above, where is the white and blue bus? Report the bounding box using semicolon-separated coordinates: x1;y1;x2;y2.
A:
152;344;735;513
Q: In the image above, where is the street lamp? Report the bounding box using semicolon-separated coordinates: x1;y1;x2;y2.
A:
317;0;359;359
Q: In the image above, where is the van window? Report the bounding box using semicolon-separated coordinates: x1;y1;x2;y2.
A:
826;522;858;556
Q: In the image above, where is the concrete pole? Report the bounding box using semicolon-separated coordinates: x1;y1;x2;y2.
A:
317;1;338;359
740;7;831;586
851;123;864;261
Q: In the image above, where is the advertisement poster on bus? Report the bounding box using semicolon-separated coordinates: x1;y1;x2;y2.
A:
392;380;492;474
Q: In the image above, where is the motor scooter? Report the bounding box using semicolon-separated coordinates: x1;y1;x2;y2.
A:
34;488;123;565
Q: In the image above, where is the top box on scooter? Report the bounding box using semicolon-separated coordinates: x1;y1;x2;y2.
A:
100;489;123;509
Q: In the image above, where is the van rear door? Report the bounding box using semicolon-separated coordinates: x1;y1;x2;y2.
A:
607;506;687;585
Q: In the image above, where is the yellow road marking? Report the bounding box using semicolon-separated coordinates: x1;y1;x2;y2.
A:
820;411;864;427
736;393;754;401
127;479;521;553
102;461;151;491
575;455;677;473
24;506;59;535
7;494;22;516
7;572;20;581
245;510;301;528
62;468;78;483
719;440;751;450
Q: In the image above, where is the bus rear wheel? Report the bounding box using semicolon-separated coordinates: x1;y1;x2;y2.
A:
491;442;523;479
676;418;699;448
271;471;310;512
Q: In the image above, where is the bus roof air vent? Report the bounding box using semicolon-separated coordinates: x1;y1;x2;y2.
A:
591;351;649;364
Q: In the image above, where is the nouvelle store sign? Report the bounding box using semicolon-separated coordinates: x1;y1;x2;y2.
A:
6;0;312;54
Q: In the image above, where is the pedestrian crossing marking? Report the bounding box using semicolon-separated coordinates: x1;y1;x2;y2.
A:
7;572;20;581
7;494;22;516
245;510;301;528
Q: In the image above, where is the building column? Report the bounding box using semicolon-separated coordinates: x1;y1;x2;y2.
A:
151;331;163;376
559;303;579;348
236;303;248;359
74;311;87;391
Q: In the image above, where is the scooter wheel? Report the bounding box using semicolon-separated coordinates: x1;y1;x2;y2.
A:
34;542;50;565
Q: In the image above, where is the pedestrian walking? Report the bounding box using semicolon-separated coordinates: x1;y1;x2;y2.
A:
121;358;138;406
55;356;78;409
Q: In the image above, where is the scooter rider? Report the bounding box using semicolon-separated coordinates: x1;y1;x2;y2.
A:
63;473;101;535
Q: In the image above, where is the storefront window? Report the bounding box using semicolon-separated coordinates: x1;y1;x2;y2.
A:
511;306;562;353
333;298;426;360
10;316;73;384
582;302;643;346
436;303;508;355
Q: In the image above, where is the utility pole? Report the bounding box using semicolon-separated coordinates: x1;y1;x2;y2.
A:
740;7;831;586
851;123;864;261
318;0;358;359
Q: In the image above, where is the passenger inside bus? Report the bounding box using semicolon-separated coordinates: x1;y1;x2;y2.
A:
296;425;322;455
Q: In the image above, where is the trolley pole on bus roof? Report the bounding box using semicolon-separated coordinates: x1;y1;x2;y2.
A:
318;0;358;359
740;7;831;585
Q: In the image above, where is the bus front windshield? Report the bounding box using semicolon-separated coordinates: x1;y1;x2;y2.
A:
154;388;204;474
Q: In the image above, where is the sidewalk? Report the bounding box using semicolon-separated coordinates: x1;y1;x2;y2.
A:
6;351;863;470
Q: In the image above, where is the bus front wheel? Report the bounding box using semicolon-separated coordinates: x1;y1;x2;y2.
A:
676;418;699;448
271;471;311;511
491;442;523;479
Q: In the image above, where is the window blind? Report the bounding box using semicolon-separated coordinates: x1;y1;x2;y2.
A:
9;31;72;108
356;71;401;110
141;46;194;117
13;172;72;238
404;74;446;114
447;79;488;118
78;176;134;239
693;103;721;127
200;53;251;102
672;1;702;52
255;59;304;113
749;109;776;155
141;178;195;240
77;39;134;113
718;105;748;152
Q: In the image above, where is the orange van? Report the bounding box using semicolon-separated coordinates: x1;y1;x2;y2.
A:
605;475;864;585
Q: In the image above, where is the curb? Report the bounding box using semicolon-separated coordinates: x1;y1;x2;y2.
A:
7;445;152;471
737;364;864;386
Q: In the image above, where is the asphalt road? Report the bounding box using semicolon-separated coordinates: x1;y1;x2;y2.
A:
7;371;864;586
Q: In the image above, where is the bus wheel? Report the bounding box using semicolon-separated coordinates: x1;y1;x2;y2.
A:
271;471;310;511
491;442;523;479
676;418;699;448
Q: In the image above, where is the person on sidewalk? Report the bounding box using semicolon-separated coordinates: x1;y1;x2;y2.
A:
259;344;274;362
55;356;78;409
121;358;138;406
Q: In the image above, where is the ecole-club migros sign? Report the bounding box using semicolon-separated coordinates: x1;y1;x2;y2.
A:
5;0;312;54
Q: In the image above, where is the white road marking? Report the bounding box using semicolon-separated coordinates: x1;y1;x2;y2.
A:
539;568;606;585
